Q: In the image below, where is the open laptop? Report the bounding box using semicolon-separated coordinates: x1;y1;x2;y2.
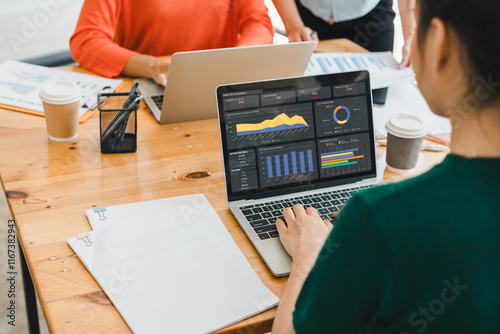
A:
135;42;316;124
216;71;378;276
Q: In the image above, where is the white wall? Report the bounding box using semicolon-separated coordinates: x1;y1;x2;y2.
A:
0;0;84;62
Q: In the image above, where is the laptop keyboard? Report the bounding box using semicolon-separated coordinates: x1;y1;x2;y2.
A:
239;185;374;240
151;94;164;109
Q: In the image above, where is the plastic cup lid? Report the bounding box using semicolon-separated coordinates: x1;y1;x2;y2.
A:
385;114;428;139
39;80;81;105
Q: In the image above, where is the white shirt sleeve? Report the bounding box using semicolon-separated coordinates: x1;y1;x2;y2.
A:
299;0;381;23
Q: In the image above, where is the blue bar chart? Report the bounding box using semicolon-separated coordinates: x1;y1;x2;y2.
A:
267;156;273;178
258;141;318;187
266;150;313;178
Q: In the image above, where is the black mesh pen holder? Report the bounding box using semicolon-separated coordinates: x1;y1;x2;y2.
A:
98;92;138;154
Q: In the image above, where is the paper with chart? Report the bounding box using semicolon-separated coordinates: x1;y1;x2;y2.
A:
71;194;279;334
373;82;452;138
304;51;415;89
0;60;124;121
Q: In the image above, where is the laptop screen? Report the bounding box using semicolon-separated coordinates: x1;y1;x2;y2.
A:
217;71;376;202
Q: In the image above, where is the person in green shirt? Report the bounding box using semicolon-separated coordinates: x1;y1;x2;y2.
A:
271;0;500;333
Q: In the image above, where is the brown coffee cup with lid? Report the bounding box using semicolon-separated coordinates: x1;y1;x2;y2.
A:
39;80;81;142
385;114;428;174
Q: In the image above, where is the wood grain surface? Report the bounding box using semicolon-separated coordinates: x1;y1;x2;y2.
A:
0;39;448;334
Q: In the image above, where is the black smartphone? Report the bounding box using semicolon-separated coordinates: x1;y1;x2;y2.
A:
372;88;389;105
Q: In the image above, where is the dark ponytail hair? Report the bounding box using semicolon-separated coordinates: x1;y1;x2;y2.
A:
418;0;500;102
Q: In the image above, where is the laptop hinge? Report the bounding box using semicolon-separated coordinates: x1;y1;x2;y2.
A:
231;178;377;207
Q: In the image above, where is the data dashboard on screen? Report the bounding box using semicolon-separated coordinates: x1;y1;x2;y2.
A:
219;74;375;196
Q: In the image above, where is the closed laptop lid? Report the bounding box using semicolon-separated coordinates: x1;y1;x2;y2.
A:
217;71;377;203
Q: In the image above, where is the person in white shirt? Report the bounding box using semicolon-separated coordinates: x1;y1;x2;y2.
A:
273;0;416;67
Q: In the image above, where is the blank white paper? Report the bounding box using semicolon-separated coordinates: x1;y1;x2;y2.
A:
70;194;279;334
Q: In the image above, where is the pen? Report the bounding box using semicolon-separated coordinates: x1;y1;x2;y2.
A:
102;109;132;142
125;95;143;110
122;83;139;109
112;119;128;150
111;95;143;150
425;134;451;147
420;143;450;152
102;95;142;142
102;85;141;142
376;139;449;152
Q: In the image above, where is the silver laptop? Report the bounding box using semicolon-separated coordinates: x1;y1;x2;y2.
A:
135;42;316;124
216;71;378;276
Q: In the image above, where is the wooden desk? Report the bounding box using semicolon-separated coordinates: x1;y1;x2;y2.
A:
0;39;447;334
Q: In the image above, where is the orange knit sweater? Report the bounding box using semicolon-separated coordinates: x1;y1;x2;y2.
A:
70;0;274;78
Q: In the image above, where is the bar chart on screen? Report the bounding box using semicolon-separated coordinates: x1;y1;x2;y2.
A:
265;149;313;177
318;133;373;178
258;141;318;187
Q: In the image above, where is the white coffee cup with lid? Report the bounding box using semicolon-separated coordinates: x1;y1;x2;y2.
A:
39;80;81;142
385;114;428;174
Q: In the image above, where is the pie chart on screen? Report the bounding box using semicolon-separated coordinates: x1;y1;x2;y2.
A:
333;105;350;125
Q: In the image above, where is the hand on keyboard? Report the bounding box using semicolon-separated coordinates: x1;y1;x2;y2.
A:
240;185;371;241
276;204;333;265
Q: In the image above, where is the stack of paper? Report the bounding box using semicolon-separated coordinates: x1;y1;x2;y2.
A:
304;51;415;89
373;83;452;138
68;194;279;334
0;60;124;121
302;52;451;137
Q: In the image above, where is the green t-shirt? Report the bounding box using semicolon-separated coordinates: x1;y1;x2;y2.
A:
293;155;500;334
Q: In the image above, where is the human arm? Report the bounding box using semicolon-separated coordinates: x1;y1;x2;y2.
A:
271;0;319;42
122;55;169;86
272;198;392;333
70;0;169;84
272;205;333;334
70;0;137;78
236;0;275;46
398;0;417;68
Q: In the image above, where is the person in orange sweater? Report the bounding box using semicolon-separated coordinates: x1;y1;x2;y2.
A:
70;0;274;85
